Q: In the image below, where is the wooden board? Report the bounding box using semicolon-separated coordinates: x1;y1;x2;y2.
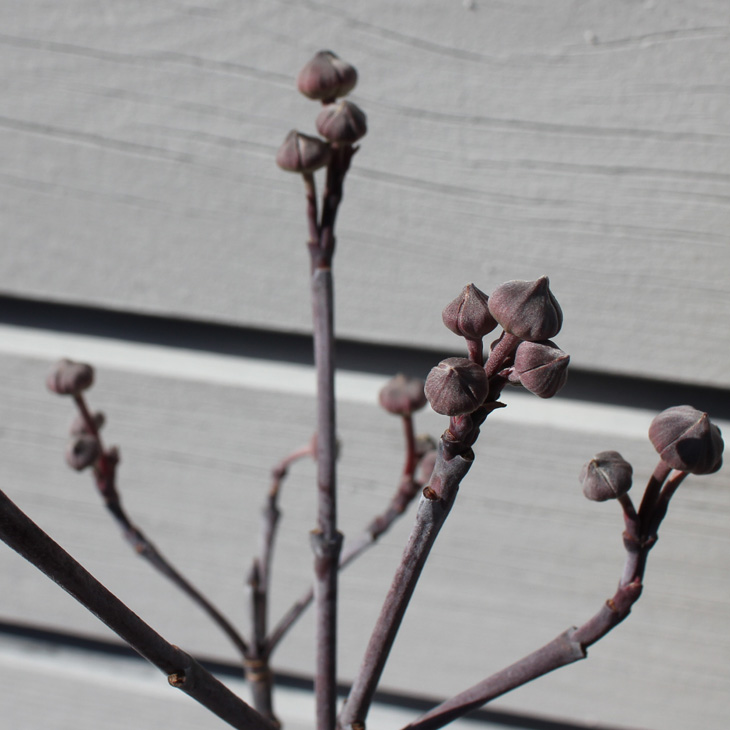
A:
0;332;727;729
1;1;729;386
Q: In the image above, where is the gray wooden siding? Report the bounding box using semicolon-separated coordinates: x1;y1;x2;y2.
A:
0;332;728;730
1;1;729;385
1;2;730;729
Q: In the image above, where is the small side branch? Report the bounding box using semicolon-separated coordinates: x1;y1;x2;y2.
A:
400;463;686;730
402;630;586;730
402;580;644;730
73;391;250;660
246;442;315;725
267;419;425;653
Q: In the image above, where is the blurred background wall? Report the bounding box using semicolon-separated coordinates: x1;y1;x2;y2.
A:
0;2;729;729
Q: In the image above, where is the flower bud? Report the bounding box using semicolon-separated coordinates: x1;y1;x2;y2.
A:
513;340;569;398
65;435;101;471
297;50;358;101
379;374;427;416
47;359;94;396
70;411;105;437
425;357;489;416
488;276;563;342
442;284;498;341
316;101;367;144
276;130;331;174
649;406;724;475
580;451;633;502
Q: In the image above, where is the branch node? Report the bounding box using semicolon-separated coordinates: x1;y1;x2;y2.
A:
168;671;186;688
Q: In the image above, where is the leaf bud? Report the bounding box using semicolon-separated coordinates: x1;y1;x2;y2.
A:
424;357;489;416
297;50;358;101
378;374;427;416
276;130;331;174
488;276;563;342
65;435;101;471
513;340;569;398
316;101;367;144
46;359;94;396
580;451;633;502
442;284;498;341
70;411;105;437
649;406;724;475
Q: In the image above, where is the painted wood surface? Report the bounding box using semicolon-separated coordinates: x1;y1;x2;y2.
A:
0;633;485;730
0;333;727;729
1;1;729;386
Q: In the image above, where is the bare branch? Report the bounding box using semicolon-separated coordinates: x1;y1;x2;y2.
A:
0;488;274;730
73;393;250;659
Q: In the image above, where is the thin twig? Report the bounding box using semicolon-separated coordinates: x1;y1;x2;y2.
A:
73;394;250;659
267;418;424;653
246;441;315;725
303;173;320;249
0;488;274;730
399;465;687;730
637;460;672;526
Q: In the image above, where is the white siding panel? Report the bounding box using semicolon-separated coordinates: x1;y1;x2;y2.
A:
0;332;728;729
0;633;493;730
0;2;729;385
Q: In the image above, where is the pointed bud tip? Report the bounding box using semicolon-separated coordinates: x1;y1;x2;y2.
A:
649;406;724;475
488;276;563;342
297;50;358;101
442;284;498;341
580;451;633;502
513;340;569;398
425;357;489;416
316;101;367;144
276;130;331;174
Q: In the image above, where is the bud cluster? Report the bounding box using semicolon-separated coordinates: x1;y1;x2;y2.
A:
47;358;111;473
277;51;366;176
427;276;569;416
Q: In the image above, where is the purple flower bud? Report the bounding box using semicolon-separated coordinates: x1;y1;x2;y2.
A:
46;359;94;396
649;406;724;475
276;130;331;174
65;435;101;471
488;276;563;342
580;451;633;502
316;101;367;144
442;284;498;341
425;357;489;416
379;374;427;416
297;50;358;101
70;411;105;437
513;340;569;398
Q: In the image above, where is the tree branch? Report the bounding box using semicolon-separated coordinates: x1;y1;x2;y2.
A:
0;488;274;730
338;443;473;730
